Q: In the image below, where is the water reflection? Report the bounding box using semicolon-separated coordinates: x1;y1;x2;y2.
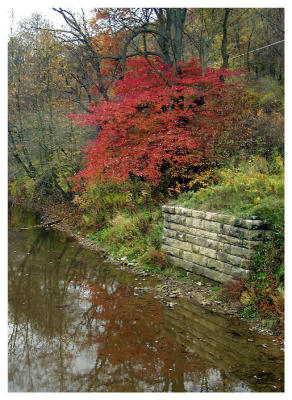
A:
8;204;284;392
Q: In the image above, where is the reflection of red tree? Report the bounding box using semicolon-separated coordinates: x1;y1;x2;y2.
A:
77;277;208;391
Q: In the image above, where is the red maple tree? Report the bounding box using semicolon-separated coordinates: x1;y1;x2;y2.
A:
70;57;244;187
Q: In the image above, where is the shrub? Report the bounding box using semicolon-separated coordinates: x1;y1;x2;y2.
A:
141;247;171;271
8;175;35;201
221;277;246;302
71;57;253;188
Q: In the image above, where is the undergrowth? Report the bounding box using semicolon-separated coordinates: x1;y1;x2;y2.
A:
176;152;284;219
72;180;169;269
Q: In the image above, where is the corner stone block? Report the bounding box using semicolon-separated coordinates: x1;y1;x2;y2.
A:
162;244;182;258
162;205;176;214
164;237;193;252
162;228;177;239
166;213;186;225
168;255;194;272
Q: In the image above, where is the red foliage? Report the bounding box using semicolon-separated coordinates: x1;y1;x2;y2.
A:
70;57;244;187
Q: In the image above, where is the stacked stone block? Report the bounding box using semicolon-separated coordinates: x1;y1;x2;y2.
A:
162;205;271;283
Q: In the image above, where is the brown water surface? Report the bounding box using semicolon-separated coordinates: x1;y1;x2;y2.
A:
8;203;284;392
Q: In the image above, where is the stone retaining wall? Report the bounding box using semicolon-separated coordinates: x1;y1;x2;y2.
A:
162;205;271;283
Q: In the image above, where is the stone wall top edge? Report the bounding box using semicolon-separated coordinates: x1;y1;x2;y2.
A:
162;204;269;228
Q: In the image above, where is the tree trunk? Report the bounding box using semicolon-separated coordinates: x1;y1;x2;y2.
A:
171;8;187;70
246;32;253;72
154;8;187;70
221;8;230;69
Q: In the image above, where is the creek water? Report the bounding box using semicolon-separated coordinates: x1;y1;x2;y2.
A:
8;203;284;392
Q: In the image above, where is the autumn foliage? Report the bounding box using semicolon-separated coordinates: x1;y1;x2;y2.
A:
70;57;246;187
